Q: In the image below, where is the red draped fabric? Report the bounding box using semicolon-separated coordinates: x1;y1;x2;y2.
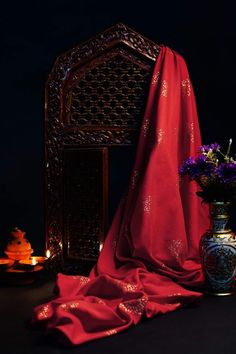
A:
32;46;209;346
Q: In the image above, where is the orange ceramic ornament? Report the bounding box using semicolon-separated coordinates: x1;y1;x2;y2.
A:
5;227;33;261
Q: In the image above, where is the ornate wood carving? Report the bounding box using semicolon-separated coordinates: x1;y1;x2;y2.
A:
45;23;160;273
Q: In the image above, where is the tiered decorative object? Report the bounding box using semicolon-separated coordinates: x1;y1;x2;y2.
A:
0;228;46;285
4;227;33;261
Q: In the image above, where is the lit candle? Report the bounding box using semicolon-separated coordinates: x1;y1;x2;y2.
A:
32;257;37;265
18;258;38;270
30;256;47;265
26;251;51;266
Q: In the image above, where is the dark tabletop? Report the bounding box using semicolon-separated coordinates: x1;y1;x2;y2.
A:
0;272;236;354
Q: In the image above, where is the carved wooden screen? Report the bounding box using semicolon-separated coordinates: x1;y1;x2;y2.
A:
45;23;160;274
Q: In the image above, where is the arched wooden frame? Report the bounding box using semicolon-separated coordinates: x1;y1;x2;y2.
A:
45;23;160;273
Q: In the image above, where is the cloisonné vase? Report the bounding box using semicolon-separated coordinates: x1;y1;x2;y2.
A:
200;202;236;295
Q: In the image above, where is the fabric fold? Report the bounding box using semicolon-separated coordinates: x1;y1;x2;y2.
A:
32;46;209;346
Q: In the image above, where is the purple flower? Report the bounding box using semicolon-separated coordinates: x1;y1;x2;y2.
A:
210;143;221;151
200;143;220;153
179;155;215;179
192;155;215;178
179;157;196;177
179;141;236;202
217;163;236;184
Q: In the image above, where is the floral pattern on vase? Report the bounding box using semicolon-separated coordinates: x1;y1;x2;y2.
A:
199;202;236;295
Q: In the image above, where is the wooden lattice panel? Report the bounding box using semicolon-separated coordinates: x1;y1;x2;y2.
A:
63;148;108;261
45;23;160;273
66;55;151;127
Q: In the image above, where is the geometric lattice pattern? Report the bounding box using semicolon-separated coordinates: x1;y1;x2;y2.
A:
64;148;106;260
69;55;150;127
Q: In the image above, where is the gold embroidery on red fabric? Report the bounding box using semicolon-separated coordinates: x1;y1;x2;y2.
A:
59;301;80;312
95;298;106;305
131;169;139;190
114;279;139;293
118;296;148;316
143;195;152;213
167;292;182;297
161;80;168;97
105;329;118;336
157;128;164;144
168;239;184;262
71;275;90;286
38;304;50;320
151;71;160;87
124;283;139;292
189;122;195;143
143;119;150;137
181;79;191;96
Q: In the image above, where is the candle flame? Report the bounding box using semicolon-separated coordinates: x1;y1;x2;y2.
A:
32;257;37;266
46;249;51;258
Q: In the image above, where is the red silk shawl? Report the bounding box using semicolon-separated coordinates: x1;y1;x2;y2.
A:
33;46;209;346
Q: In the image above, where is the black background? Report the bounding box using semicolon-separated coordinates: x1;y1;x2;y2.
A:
0;0;236;254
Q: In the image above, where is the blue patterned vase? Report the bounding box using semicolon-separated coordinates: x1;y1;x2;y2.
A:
200;201;236;295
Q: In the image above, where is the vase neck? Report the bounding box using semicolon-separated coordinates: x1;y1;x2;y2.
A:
209;202;231;232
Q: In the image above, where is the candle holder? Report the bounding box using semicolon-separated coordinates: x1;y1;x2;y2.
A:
1;264;44;285
18;258;38;270
0;258;14;270
0;256;46;285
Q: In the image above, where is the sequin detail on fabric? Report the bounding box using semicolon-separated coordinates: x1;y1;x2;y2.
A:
189;122;195;143
182;79;191;96
105;329;118;336
118;296;148;316
143;119;150;137
168;240;184;262
71;276;90;286
161;80;168;97
143;195;152;213
151;71;160;87
95;298;106;305
157;128;164;144
167;292;182;297
59;301;80;313
114;279;139;293
37;304;51;320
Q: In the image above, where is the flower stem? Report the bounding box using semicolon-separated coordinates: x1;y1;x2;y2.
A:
225;138;232;162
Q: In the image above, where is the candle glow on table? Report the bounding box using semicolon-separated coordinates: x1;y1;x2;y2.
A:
26;250;51;266
18;258;38;270
31;256;47;265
